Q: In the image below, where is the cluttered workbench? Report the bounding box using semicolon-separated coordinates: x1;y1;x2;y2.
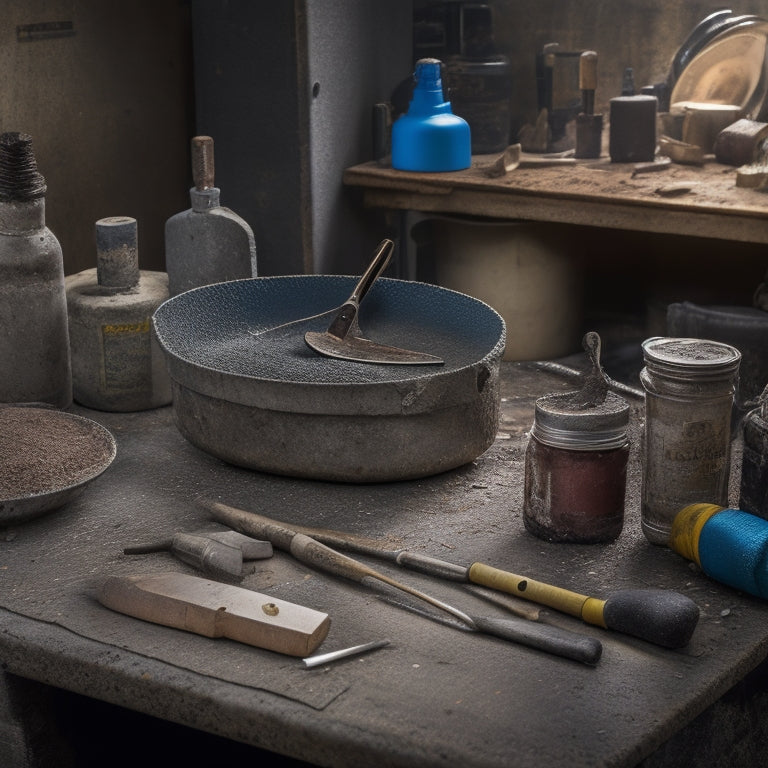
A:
343;154;768;250
2;358;768;768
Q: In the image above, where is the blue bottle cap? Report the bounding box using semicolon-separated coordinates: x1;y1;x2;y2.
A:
391;58;471;172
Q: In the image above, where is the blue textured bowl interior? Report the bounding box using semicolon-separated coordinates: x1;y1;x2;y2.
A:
153;276;505;386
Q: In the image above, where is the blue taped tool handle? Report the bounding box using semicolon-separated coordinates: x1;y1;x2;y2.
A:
698;508;768;599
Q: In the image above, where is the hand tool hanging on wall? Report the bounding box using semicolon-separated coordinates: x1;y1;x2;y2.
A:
205;501;699;650
575;51;602;159
98;572;329;657
203;501;602;665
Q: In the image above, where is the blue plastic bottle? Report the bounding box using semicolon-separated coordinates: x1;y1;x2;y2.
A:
391;58;471;172
670;503;768;599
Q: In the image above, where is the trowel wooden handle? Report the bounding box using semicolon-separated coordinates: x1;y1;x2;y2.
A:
467;563;699;649
98;572;330;657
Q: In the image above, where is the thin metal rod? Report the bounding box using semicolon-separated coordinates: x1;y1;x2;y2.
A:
302;639;390;668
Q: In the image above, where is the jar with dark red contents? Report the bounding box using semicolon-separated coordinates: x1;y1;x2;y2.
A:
523;390;631;543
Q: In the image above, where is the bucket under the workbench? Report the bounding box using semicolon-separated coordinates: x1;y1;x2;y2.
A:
432;218;582;361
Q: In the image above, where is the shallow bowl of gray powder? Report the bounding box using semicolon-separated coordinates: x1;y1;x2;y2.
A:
0;406;116;525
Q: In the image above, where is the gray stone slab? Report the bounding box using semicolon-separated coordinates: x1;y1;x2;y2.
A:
0;361;766;768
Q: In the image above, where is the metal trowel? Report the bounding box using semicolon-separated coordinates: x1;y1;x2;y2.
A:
304;239;444;366
123;530;273;580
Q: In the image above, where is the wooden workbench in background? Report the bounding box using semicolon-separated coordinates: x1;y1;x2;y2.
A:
343;158;768;245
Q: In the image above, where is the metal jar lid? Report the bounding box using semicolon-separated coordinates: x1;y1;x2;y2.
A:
641;337;741;380
531;390;630;451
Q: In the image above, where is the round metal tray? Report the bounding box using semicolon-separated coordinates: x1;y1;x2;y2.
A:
0;406;117;525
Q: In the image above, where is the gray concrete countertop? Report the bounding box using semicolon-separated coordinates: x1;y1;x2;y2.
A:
1;360;766;767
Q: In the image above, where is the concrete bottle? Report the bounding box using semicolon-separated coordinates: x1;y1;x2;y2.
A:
165;135;257;297
65;216;171;411
0;132;72;408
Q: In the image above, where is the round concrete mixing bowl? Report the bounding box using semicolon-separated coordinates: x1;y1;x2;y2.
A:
152;276;505;482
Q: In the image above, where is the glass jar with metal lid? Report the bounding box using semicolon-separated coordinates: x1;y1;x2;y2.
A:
640;336;741;546
523;389;631;543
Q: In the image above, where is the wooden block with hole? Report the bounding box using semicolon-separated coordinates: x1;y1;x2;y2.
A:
98;572;330;656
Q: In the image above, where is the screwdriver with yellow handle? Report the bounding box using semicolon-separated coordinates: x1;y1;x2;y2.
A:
205;501;699;650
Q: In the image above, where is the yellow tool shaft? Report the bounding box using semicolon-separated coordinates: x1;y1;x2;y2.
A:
468;562;608;628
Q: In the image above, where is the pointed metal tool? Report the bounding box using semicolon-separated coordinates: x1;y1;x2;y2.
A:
304;239;443;366
302;639;390;668
204;501;603;665
206;501;700;650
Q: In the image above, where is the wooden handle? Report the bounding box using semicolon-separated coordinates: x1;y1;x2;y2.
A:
191;135;215;190
98;572;330;656
579;51;598;91
289;532;381;583
468;562;597;621
206;500;397;558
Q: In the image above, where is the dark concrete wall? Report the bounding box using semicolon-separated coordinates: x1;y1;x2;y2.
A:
192;0;412;277
0;1;193;276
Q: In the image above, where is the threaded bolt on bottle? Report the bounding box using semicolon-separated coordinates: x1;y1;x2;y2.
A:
0;132;47;201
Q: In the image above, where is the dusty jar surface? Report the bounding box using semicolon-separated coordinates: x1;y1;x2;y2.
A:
640;337;741;546
524;437;629;543
523;389;630;543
